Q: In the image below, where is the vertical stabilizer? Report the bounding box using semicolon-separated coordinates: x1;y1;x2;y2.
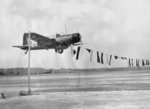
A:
23;33;28;45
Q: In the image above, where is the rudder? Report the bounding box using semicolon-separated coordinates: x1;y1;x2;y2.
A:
23;33;28;45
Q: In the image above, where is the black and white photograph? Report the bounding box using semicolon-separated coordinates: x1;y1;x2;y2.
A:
1;0;150;108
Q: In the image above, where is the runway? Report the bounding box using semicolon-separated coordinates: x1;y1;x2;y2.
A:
1;69;150;109
0;69;150;96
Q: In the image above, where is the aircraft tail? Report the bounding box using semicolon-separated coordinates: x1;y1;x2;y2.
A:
23;33;28;45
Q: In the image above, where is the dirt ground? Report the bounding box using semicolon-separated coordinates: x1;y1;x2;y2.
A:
1;91;150;109
1;70;150;109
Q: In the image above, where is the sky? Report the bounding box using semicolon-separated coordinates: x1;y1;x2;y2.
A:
1;0;150;68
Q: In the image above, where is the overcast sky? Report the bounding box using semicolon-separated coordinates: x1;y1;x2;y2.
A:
1;0;150;68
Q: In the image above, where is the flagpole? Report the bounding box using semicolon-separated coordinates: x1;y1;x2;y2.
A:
27;31;31;94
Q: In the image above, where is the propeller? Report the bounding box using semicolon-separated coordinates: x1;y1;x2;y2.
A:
65;24;75;56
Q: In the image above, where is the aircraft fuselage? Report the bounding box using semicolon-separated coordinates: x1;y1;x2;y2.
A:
13;32;81;54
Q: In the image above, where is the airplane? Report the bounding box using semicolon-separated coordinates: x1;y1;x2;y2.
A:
13;32;82;54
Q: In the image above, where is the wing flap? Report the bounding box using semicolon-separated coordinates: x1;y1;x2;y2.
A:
73;42;84;46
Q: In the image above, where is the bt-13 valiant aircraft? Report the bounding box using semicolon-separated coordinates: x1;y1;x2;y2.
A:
13;32;82;54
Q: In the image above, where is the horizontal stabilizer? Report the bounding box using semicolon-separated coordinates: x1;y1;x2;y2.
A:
12;45;28;50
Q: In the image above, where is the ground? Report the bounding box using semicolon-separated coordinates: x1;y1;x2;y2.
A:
1;69;150;109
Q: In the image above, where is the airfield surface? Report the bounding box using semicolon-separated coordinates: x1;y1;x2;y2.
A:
1;69;150;109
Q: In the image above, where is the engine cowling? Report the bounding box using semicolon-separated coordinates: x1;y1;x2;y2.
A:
72;33;81;44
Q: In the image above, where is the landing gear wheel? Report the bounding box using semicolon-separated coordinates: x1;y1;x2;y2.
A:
55;49;63;54
58;49;63;54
